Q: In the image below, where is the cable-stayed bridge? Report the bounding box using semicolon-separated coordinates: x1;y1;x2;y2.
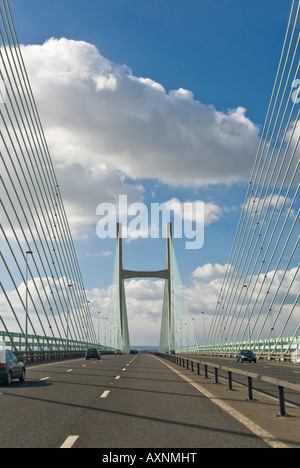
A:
0;0;299;360
106;223;197;354
0;0;299;451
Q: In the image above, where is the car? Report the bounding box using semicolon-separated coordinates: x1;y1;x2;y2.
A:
0;349;26;385
236;350;257;363
85;348;101;360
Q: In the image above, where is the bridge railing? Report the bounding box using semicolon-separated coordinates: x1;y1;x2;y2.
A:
15;349;85;364
185;350;300;363
155;352;300;417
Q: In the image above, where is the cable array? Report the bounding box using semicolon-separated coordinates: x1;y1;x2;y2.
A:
0;0;97;350
207;0;299;353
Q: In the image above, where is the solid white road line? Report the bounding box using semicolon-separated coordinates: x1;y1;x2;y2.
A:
100;390;110;398
60;435;79;449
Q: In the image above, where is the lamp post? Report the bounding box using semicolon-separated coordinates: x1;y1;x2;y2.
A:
104;317;107;350
243;284;251;345
67;283;73;351
86;300;91;348
25;250;33;353
202;312;206;350
98;311;101;347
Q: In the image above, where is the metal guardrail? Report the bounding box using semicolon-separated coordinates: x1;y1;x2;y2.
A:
15;350;86;364
14;349;118;364
156;353;300;417
188;351;300;363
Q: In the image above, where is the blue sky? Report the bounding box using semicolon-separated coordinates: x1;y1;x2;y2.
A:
12;0;288;123
8;0;295;344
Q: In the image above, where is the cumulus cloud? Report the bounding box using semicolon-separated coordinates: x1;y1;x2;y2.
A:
192;263;230;280
21;37;259;188
0;37;260;241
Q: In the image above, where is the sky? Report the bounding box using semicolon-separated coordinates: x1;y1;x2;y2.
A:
8;0;294;346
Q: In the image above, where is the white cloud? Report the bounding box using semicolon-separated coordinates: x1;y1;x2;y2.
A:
192;263;230;280
0;37;261;241
163;198;222;226
21;37;259;189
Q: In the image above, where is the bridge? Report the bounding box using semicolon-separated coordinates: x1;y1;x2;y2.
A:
0;0;299;449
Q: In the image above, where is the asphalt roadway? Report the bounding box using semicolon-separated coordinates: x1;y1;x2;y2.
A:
0;353;293;449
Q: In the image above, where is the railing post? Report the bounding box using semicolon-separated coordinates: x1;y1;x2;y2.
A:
197;362;200;375
214;367;218;384
204;364;208;379
278;386;286;416
247;376;253;400
228;371;233;391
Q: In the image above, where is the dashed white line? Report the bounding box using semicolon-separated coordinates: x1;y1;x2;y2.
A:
40;377;50;381
100;390;110;398
115;375;121;380
60;435;79;449
67;369;73;372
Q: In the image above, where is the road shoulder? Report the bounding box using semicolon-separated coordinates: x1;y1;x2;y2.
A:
152;355;300;449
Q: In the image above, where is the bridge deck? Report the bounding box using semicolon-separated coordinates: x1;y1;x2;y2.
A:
1;354;297;448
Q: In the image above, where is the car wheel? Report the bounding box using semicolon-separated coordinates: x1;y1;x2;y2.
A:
19;369;26;382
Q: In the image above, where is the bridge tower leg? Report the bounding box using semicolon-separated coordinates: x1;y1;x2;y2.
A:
116;222;172;354
166;222;172;353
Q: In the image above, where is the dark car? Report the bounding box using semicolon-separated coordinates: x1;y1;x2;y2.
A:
85;348;101;360
0;350;26;385
236;349;257;363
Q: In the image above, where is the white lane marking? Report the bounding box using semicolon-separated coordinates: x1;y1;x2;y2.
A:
115;375;121;380
153;355;289;449
122;368;126;371
40;377;50;381
100;390;110;398
67;369;73;372
60;435;79;448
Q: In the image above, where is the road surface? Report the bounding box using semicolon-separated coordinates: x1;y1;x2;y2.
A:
0;354;276;448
